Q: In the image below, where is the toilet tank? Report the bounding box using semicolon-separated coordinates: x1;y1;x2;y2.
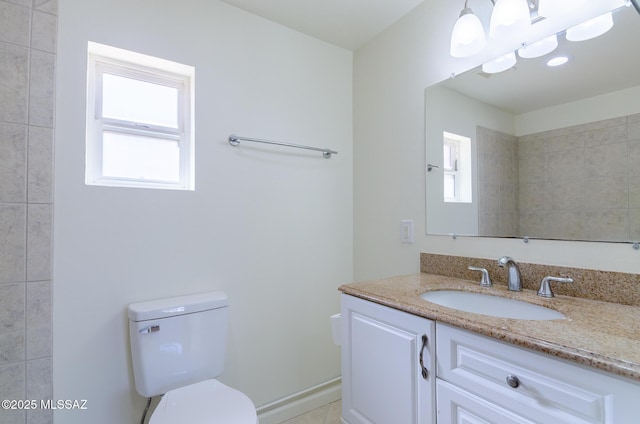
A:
128;291;229;398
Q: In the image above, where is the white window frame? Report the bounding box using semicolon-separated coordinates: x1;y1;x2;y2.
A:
443;137;460;202
443;131;472;203
86;42;195;190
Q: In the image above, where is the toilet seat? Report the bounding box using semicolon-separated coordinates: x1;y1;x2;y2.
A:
150;379;257;424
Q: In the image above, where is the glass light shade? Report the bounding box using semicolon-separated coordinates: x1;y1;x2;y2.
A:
538;0;586;19
517;34;558;58
450;8;486;58
482;51;517;74
547;56;569;67
566;12;614;41
489;0;532;40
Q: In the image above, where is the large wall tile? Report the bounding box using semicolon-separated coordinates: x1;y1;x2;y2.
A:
0;283;25;365
518;136;547;158
519;211;548;239
546;210;588;241
29;49;55;128
0;123;27;202
586;209;629;242
583;123;628;147
26;357;52;424
27;126;53;203
518;181;547;212
7;0;30;7
26;281;50;359
34;0;56;15
547;178;585;210
0;1;31;46
629;141;640;176
547;132;584;153
584;142;628;178
584;176;628;210
0;43;29;124
630;176;640;209
0;362;26;424
631;209;640;241
31;9;56;53
0;204;26;283
518;152;547;183
27;204;52;281
547;148;585;181
2;0;55;419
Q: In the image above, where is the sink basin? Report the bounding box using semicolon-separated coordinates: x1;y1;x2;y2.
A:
420;290;565;320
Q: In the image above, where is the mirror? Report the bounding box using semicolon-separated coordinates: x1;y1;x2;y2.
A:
425;5;640;243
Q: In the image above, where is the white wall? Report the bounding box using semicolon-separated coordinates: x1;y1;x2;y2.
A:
516;84;640;136
354;0;640;282
54;1;352;423
425;86;515;236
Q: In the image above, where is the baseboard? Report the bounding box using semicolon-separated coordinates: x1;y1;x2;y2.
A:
256;377;342;424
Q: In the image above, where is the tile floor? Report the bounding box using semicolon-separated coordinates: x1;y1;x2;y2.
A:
279;400;341;424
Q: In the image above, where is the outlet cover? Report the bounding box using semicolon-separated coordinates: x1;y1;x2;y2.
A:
401;220;414;243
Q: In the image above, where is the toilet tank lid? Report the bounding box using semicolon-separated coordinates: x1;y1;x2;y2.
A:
128;291;228;322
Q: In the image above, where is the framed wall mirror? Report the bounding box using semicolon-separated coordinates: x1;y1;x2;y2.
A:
425;3;640;243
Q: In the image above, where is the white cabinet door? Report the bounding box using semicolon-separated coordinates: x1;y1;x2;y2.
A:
341;294;435;424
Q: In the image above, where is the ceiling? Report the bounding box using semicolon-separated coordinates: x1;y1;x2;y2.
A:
219;0;425;51
439;5;640;115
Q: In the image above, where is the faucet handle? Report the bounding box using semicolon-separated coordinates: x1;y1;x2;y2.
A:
497;256;514;267
468;266;493;287
537;276;573;298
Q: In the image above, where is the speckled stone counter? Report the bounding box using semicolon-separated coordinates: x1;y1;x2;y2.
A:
339;273;640;382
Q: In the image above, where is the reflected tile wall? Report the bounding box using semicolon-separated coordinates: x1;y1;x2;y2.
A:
0;1;56;423
477;126;519;237
519;113;640;242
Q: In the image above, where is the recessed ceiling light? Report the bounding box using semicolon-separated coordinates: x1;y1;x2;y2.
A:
546;56;569;67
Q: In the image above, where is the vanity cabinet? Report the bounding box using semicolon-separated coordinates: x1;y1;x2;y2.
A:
341;294;640;424
436;323;640;424
341;294;436;424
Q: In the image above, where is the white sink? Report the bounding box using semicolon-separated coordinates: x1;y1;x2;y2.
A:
420;290;565;320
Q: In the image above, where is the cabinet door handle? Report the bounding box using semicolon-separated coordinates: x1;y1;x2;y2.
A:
419;334;429;380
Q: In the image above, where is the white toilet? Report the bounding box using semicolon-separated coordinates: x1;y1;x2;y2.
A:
128;291;258;424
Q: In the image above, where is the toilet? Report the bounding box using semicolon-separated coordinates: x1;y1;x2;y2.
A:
128;291;258;424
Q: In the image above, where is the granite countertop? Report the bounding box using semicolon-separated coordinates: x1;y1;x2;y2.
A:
339;273;640;383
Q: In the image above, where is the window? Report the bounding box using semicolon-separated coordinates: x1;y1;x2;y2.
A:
443;131;472;203
443;138;459;202
86;42;195;190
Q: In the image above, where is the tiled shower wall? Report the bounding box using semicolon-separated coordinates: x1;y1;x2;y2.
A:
518;114;640;242
477;126;519;237
477;114;640;242
0;1;56;423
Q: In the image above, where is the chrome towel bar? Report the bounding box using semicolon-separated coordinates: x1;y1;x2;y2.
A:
228;134;337;159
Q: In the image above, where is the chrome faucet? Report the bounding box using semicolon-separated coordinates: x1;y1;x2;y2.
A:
498;256;522;291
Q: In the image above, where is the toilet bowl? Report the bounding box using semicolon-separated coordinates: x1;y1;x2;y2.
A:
150;380;257;424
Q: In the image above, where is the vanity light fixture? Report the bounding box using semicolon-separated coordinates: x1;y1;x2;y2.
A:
517;34;558;58
450;0;625;74
450;4;487;58
566;11;614;41
482;51;517;73
489;0;532;40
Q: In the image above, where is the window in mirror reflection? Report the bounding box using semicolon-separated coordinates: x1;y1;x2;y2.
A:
443;131;472;203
